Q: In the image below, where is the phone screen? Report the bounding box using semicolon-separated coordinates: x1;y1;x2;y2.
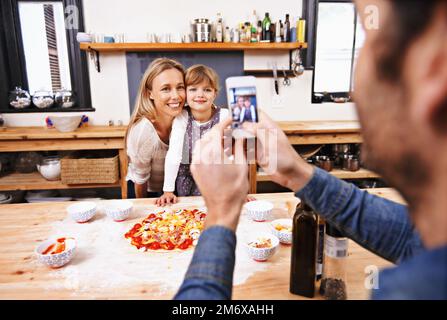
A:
228;86;258;129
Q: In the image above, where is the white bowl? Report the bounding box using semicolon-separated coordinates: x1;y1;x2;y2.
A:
67;201;97;223
49;115;82;132
104;200;133;222
244;232;279;262
37;162;61;181
35;238;76;268
270;219;293;244
76;32;92;43
244;200;274;222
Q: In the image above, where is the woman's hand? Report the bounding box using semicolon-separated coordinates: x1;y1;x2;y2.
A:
155;192;178;206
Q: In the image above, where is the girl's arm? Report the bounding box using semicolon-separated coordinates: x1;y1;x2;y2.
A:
158;111;188;205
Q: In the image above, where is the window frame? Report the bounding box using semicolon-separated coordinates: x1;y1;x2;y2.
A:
0;0;93;113
303;0;361;103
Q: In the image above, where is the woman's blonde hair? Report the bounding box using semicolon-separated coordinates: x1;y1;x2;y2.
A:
125;58;185;150
185;64;220;94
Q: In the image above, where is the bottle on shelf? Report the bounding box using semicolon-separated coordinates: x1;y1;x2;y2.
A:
320;223;348;300
251;22;258;42
245;22;252;43
250;10;258;28
240;25;247;43
216;13;223;42
256;21;262;42
290;202;318;298
284;14;291;42
232;27;239;43
269;22;275;43
261;12;271;42
224;26;231;43
290;16;297;42
279;19;284;42
297;16;306;43
275;21;282;43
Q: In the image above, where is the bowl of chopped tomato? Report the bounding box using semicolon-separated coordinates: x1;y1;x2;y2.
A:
35;237;76;268
244;232;279;262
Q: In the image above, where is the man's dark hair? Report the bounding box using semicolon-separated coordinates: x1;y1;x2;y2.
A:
378;0;443;81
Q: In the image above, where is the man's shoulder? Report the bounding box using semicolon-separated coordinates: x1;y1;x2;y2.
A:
373;246;447;300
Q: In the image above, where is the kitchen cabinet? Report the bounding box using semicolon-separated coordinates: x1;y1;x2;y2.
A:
251;121;380;193
0;126;128;198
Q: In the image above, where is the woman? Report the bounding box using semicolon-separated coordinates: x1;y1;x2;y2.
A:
125;58;186;198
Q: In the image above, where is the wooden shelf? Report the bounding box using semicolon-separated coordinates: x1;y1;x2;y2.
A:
257;168;380;182
0;172;120;191
79;42;307;52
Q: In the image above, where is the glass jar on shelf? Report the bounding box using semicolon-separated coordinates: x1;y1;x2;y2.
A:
9;86;31;109
320;223;349;300
32;90;54;109
55;88;76;108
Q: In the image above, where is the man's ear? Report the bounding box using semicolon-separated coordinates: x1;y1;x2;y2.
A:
409;5;447;135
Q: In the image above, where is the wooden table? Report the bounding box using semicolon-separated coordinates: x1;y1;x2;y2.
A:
0;126;128;198
0;190;404;300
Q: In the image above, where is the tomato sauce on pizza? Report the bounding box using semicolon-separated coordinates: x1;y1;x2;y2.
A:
124;208;206;251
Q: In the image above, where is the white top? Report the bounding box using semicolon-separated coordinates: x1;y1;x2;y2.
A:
126;117;168;192
163;108;230;192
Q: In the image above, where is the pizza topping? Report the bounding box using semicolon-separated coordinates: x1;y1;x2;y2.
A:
125;208;206;251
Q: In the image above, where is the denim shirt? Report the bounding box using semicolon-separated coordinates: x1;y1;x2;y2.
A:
174;167;447;300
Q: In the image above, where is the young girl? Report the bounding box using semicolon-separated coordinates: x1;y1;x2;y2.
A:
155;64;229;205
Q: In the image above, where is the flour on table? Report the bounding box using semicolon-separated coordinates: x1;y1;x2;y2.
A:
43;202;290;296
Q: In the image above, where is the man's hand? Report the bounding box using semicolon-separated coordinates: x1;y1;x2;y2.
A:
191;117;248;232
242;110;314;192
155;192;177;206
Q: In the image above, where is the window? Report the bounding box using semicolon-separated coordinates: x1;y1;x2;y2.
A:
302;0;365;103
0;0;93;113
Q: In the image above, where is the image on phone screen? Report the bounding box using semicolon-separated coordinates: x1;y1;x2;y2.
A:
228;86;258;129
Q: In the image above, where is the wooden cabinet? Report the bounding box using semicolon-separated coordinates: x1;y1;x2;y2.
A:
250;121;380;193
0;126;128;198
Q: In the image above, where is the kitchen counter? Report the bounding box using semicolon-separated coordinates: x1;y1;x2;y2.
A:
0;189;403;300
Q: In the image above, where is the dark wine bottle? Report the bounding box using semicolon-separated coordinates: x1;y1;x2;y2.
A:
290;202;318;297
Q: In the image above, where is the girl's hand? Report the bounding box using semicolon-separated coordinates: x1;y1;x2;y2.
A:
155;192;177;207
246;196;256;202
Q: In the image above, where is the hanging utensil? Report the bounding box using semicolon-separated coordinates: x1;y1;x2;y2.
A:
272;62;279;95
282;68;291;86
292;50;304;76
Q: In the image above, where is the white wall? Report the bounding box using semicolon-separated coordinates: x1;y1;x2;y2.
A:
3;0;358;127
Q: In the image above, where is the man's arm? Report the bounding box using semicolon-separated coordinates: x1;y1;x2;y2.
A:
174;118;247;300
242;111;425;264
297;167;425;263
174;226;236;300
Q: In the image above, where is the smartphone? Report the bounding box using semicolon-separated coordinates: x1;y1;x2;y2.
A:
226;76;258;138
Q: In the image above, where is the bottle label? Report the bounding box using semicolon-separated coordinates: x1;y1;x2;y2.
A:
324;235;348;258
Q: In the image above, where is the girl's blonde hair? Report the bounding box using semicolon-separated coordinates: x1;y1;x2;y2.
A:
125;58;185;150
185;64;220;93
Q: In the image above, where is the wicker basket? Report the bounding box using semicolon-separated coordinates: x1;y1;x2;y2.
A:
61;155;119;184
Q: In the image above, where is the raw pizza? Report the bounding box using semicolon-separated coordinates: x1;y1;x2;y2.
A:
124;208;207;251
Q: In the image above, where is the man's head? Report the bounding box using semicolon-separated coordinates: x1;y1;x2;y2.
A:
354;0;447;209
